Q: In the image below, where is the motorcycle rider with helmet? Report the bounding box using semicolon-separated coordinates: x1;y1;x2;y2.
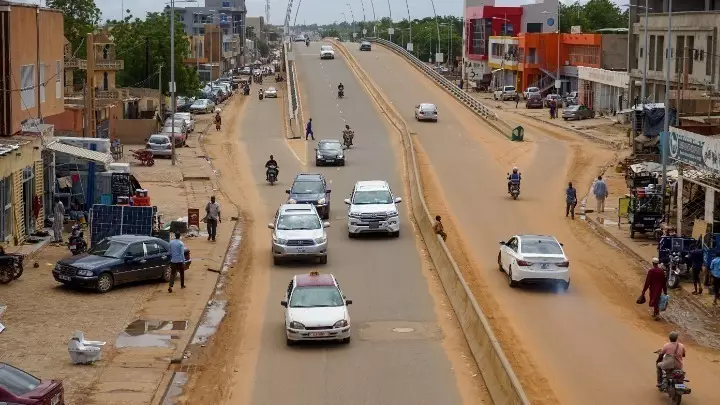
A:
656;331;686;388
265;155;279;181
338;82;345;98
342;124;354;146
508;167;521;194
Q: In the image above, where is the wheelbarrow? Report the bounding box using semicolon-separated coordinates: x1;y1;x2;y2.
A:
130;149;155;166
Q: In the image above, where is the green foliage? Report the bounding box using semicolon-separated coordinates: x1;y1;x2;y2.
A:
246;25;256;39
47;0;102;58
559;0;628;33
257;39;270;58
110;11;199;96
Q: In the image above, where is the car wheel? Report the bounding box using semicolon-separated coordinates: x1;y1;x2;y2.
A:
507;267;518;288
161;265;172;282
391;230;400;238
273;256;281;265
497;253;504;272
319;256;328;264
341;336;351;344
96;272;114;293
348;231;356;239
562;280;570;290
563;117;568;121
286;337;295;346
340;160;346;166
315;159;321;166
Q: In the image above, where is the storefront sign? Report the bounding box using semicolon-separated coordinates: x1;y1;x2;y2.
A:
188;208;200;228
668;127;720;173
578;66;629;88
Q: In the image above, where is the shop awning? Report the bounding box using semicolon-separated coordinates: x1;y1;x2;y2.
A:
46;142;114;165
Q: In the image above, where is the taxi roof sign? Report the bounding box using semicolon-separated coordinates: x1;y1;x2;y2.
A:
295;272;335;287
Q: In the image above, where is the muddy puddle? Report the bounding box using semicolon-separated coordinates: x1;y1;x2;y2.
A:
116;320;189;348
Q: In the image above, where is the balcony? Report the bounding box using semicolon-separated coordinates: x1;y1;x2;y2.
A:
95;60;124;70
64;59;87;69
95;89;121;99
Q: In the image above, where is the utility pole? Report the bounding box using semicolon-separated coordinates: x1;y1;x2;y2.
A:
661;0;672;213
85;32;96;138
170;0;177;165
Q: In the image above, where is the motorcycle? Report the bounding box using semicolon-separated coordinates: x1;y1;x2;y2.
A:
655;350;691;404
267;165;278;185
667;252;689;289
342;132;353;149
243;86;250;96
509;182;520;199
259;91;264;100
68;224;87;256
0;252;24;284
338;89;344;99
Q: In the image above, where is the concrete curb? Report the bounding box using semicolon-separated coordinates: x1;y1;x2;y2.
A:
519;114;623;149
331;39;531;405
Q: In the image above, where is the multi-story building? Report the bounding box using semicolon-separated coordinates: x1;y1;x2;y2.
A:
246;16;265;40
0;1;64;243
462;0;559;82
175;0;246;69
627;0;720;108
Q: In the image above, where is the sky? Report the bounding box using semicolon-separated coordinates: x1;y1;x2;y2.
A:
18;0;613;26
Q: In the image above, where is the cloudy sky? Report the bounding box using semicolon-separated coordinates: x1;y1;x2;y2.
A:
19;0;594;26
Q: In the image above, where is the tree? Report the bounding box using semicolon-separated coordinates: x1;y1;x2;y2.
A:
559;0;627;33
47;0;102;58
111;11;199;96
246;25;256;39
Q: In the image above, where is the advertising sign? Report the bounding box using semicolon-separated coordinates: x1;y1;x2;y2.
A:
668;127;720;173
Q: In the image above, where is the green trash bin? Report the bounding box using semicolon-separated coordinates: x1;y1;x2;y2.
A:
511;126;524;142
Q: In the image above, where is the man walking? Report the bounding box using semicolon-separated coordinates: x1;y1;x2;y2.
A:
168;232;186;293
593;175;609;213
53;200;65;242
710;254;720;305
205;196;221;242
641;258;668;320
305;118;314;140
689;243;704;295
565;182;577;219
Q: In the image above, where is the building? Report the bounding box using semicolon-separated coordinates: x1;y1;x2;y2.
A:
175;0;246;69
246;16;265;40
577;66;630;113
462;0;559;82
627;1;720;108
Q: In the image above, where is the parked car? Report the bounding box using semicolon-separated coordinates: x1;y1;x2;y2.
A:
241;66;252;75
173;112;196;132
525;93;543;108
161;126;187;146
543;94;564;108
0;362;65;405
145;134;173;157
52;235;191;293
163;118;188;134
494;85;517;101
562;105;595;120
359;41;372;51
414;103;438;122
264;87;278;98
190;99;215;114
523;86;540;99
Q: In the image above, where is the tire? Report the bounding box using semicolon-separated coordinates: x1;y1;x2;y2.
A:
672;394;682;405
348;231;356;239
286;338;295;346
96;272;114;293
508;267;518;288
341;336;351;344
391;230;400;238
668;272;680;289
562;280;570;290
315;159;321;166
0;267;12;284
563;117;568;121
630;226;636;238
161;265;172;282
497;253;504;272
273;256;280;265
319;256;328;264
147;159;155;167
512;194;518;200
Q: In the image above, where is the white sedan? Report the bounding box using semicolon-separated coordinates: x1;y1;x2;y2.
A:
497;234;570;289
264;87;278;98
281;271;352;345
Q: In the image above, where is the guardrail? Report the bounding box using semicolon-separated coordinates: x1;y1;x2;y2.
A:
283;40;301;138
367;38;516;139
329;39;531;405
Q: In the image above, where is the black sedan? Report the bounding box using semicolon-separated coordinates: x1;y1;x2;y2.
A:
52;235;191;293
360;41;371;51
315;139;345;166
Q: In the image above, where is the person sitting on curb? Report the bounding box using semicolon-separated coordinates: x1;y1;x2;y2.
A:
433;215;447;241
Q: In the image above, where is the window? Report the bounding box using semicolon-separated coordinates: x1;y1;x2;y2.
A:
528;48;537;63
656;36;664;72
568;45;599;66
0;363;42;396
20;64;35;109
222;1;231;7
471;19;485;55
56;60;61;97
707;35;713;76
688;35;694;75
648;35;655;70
126;243;145;258
676;36;684;74
144;241;165;255
526;22;542;33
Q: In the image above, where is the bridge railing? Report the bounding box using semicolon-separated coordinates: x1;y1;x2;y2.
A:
283;40;301;138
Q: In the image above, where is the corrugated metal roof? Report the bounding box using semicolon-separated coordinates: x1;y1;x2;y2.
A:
46;142;114;165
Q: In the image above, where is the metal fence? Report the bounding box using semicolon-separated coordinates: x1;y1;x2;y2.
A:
283;41;299;120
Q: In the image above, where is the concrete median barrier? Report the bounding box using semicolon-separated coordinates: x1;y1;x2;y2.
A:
330;39;531;405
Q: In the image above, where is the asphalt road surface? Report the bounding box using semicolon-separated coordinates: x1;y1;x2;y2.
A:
343;42;720;404
240;43;465;405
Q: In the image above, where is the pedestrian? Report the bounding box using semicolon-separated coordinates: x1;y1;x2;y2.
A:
640;258;668;320
689;242;704;295
433;215;447;241
710;254;720;305
459;79;464;90
214;112;221;131
168;232;186;293
565;182;577;219
593;175;609;213
205;196;221;242
305;118;314;140
550;99;557;119
515;93;520;108
53;200;65;242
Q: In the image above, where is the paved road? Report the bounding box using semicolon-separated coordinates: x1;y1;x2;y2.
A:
345;43;720;404
240;43;464;405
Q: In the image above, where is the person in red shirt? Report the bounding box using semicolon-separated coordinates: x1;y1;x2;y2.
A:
641;258;668;320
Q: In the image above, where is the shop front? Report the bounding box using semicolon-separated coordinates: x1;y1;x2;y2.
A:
0;137;44;245
578;66;629;114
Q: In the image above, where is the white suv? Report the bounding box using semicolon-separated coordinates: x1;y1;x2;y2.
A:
320;45;335;59
344;181;402;238
494;85;517;101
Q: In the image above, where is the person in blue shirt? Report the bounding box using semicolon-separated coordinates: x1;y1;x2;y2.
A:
168;232;186;293
305;118;314;140
566;182;577;219
507;167;521;194
710;255;720;305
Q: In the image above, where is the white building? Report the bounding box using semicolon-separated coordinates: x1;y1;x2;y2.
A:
578;66;630;113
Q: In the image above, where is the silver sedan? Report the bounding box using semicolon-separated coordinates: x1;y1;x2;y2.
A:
414;103;438;122
264;87;278;98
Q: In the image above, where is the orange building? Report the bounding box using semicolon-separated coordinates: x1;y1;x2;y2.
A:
517;32;602;94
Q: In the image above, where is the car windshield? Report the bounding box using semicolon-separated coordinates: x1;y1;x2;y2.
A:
321;46;332;51
192;100;207;106
162;127;183;133
289;286;344;308
528;87;539;92
174;113;190;119
148;136;169;144
565;106;580;111
89;239;129;258
353;190;393;204
267;87;276;91
290;181;325;194
520;238;563;255
505;87;516;91
319;142;342;151
277;214;321;230
0;364;42;396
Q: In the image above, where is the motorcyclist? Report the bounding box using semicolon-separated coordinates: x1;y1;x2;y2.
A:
342;124;354;145
258;88;263;99
507;167;521;193
338;82;345;97
656;331;686;388
265;154;279;180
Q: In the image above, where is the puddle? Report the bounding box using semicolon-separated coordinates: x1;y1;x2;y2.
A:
162;372;188;405
115;320;188;348
191;300;227;345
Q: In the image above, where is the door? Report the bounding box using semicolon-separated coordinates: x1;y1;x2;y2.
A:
502;237;518;270
117;242;147;284
22;167;34;236
143;240;168;279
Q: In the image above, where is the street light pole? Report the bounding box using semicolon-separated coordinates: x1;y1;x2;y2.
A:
404;0;412;52
662;0;672;211
170;0;176;165
428;0;441;62
347;4;356;38
386;0;392;42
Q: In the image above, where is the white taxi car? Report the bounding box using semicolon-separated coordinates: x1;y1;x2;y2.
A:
281;271;352;345
498;234;570;290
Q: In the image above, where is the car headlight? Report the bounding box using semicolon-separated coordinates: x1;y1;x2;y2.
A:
317;198;326;205
289;321;305;329
337;154;344;158
314;236;327;244
77;269;95;277
273;235;288;245
333;320;348;328
387;211;399;217
348;213;361;219
287;199;297;204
